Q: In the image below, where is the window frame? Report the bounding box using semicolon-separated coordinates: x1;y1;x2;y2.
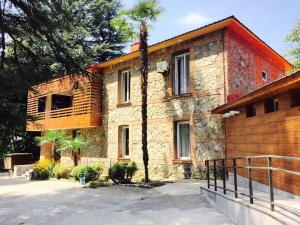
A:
246;104;256;118
173;52;190;95
120;69;131;103
120;126;129;158
175;121;191;160
264;98;279;113
262;71;268;82
290;89;300;108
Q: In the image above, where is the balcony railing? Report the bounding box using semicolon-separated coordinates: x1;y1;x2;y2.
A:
26;75;101;131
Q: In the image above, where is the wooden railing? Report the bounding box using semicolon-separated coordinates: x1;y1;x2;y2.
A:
27;75;101;130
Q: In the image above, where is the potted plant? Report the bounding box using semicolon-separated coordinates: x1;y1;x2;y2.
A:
79;171;86;185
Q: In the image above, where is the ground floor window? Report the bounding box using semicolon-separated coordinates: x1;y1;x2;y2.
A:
175;121;190;159
119;126;129;157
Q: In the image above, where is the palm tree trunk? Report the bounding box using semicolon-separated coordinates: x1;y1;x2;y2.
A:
73;151;78;166
139;22;149;183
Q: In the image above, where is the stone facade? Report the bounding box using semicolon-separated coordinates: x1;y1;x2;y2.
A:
58;28;285;179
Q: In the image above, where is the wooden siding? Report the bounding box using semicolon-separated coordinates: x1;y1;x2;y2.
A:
225;92;300;195
26;75;101;131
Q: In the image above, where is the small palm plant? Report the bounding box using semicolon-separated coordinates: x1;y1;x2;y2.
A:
35;130;66;161
58;135;88;166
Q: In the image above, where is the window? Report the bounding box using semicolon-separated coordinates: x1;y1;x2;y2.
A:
262;71;268;81
174;52;190;95
246;104;256;117
264;98;279;113
120;70;130;103
120;126;129;157
51;94;72;110
290;89;300;107
175;121;190;159
38;96;46;112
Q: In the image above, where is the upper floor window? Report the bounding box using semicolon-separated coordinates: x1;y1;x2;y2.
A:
262;71;268;82
264;98;279;113
120;69;130;103
51;94;72;110
119;126;129;158
246;104;256;118
38;96;46;112
290;89;300;107
175;121;190;159
174;52;190;95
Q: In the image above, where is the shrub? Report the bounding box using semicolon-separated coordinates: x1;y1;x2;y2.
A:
109;162;138;184
53;164;73;179
90;162;104;175
33;159;54;180
71;165;99;182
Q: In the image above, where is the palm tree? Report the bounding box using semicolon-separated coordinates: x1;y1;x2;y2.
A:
35;130;66;161
122;0;163;183
57;136;88;166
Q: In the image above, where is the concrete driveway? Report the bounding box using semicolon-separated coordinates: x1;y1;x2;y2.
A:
0;177;234;225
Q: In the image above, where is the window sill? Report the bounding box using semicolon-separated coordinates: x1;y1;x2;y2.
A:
117;102;132;108
169;93;192;100
172;159;192;164
117;157;131;162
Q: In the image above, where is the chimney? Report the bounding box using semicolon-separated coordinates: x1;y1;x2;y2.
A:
130;41;140;52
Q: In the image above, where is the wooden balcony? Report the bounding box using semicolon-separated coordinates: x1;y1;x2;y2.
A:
26;75;101;131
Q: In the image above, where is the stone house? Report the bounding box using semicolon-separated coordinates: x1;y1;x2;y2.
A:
26;16;293;179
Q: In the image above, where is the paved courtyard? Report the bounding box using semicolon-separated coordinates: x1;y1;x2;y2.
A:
0;177;234;225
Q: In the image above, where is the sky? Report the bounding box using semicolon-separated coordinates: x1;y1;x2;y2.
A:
122;0;300;56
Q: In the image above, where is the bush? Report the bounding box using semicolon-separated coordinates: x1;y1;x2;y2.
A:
90;162;104;175
33;159;54;180
53;164;73;179
109;162;138;184
71;165;99;182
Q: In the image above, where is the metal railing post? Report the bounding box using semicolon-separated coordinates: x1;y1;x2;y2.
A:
214;160;217;191
247;158;254;204
222;159;226;194
268;157;275;211
233;158;238;198
206;160;210;189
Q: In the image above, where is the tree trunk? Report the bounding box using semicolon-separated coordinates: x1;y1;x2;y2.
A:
73;151;78;166
0;1;6;69
139;22;149;183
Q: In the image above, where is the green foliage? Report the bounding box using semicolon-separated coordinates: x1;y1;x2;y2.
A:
71;165;99;182
57;136;88;154
108;162;138;184
121;0;163;24
285;19;300;69
0;0;128;159
53;164;73;179
33;159;54;180
90;162;105;174
35;130;66;146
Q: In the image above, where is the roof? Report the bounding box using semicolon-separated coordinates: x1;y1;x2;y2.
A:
212;70;300;114
96;16;293;70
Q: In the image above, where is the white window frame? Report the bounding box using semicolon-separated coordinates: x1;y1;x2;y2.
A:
176;121;190;159
121;126;129;158
174;52;190;95
121;70;130;103
262;71;268;82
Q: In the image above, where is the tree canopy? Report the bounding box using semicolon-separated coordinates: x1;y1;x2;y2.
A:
285;19;300;69
0;0;128;159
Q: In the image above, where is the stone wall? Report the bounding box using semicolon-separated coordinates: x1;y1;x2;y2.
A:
225;29;285;97
93;31;226;179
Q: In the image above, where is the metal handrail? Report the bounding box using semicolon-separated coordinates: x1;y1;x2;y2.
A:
204;155;300;217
